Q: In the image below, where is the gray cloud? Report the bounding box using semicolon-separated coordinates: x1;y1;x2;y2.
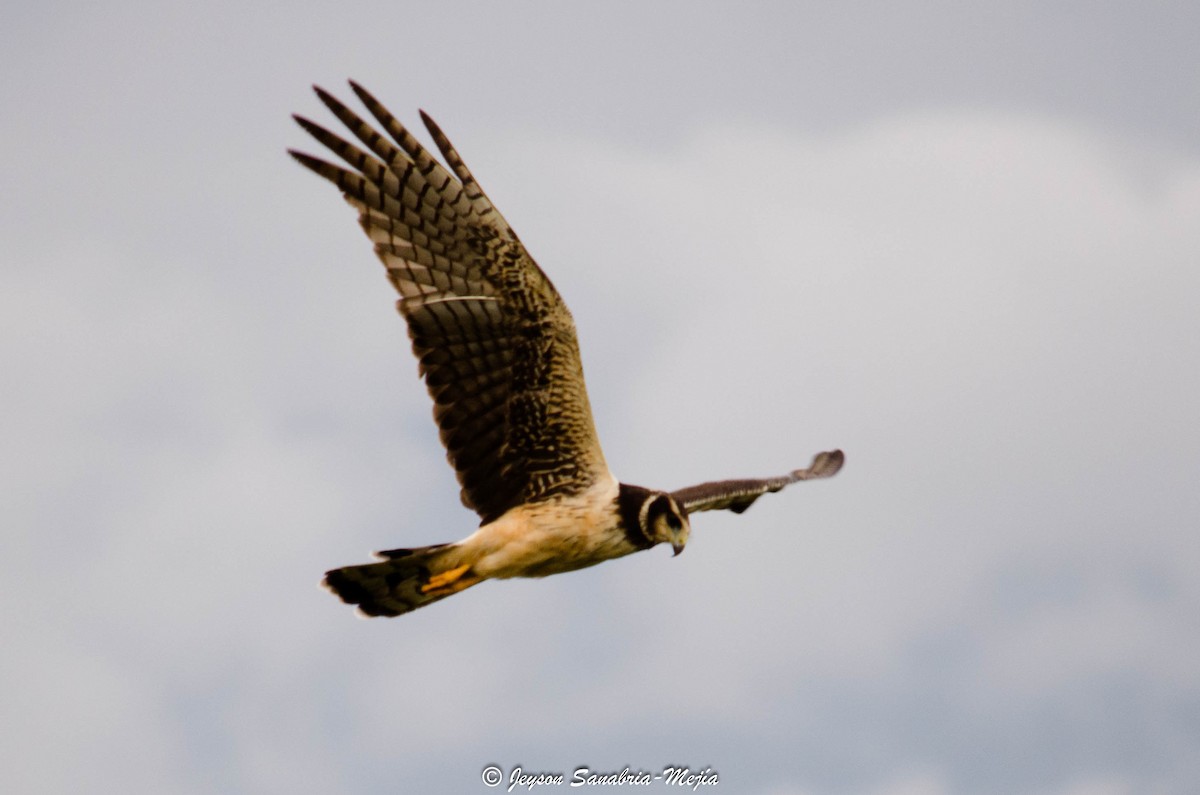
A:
4;3;1199;794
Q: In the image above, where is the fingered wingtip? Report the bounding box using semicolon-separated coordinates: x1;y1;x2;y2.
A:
287;149;322;170
312;85;350;116
310;83;333;104
790;449;845;481
348;81;377;107
418;108;442;136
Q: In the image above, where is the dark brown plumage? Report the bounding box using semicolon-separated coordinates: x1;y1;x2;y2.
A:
673;450;845;514
292;83;608;526
291;83;843;618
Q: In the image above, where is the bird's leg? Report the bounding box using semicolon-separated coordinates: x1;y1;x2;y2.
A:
420;564;478;596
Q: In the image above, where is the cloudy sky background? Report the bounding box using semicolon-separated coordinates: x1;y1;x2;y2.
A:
4;2;1199;793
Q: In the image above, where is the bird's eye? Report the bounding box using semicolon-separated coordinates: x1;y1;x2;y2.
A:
666;513;682;531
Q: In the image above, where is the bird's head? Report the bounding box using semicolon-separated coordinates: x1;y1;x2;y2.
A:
642;493;691;556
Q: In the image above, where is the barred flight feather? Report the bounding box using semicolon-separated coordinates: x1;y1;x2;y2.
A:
294;83;844;619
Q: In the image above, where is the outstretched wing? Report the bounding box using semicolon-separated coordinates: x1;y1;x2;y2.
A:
290;83;611;525
672;450;844;515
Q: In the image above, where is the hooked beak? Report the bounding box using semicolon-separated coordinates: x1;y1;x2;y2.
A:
672;542;685;557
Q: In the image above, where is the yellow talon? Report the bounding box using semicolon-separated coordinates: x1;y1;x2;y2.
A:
421;564;473;594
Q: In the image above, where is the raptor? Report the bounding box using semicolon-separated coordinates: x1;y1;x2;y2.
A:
290;83;844;617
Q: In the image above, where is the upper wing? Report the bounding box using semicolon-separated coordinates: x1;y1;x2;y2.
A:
290;82;612;524
672;450;844;515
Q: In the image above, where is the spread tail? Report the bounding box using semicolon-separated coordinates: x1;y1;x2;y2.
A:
322;542;481;617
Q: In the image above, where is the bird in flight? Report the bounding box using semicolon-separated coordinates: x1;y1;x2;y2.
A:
290;83;844;617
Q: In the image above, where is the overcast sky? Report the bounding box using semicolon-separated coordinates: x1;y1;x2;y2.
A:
3;2;1199;794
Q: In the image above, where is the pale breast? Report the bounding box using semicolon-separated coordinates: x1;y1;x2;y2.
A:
464;478;640;579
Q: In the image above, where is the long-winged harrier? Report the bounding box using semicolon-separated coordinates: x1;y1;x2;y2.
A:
290;83;844;617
